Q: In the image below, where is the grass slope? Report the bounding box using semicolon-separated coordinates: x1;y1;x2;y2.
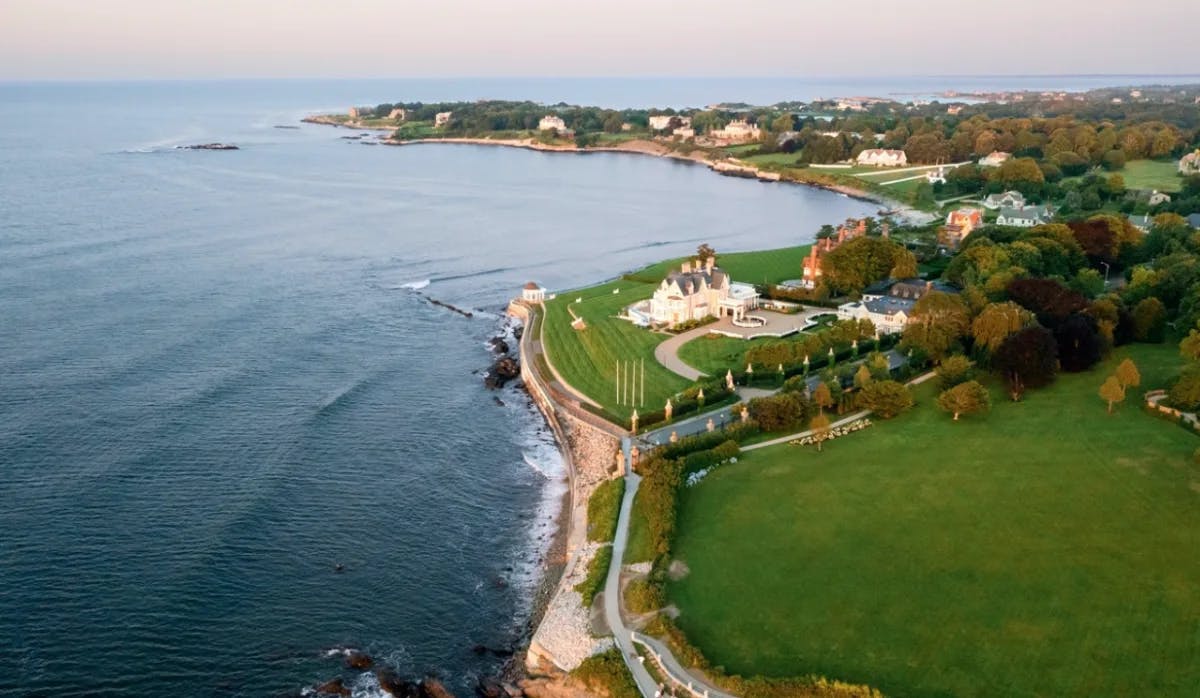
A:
540;246;811;420
1120;159;1184;193
668;345;1200;698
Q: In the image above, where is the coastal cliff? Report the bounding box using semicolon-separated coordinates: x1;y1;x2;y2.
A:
506;302;625;680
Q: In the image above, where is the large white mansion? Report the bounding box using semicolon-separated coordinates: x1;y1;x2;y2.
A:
627;257;759;327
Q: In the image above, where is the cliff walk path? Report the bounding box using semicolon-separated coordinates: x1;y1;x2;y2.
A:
605;438;735;698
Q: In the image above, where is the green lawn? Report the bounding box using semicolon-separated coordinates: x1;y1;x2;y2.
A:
542;277;688;421
541;247;812;420
677;334;779;375
1120;159;1184;193
667;344;1200;698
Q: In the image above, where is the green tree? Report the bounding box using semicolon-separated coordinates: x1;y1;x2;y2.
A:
901;291;971;362
1099;375;1126;414
1180;325;1200;361
855;380;914;418
853;364;873;389
809;412;831;452
812;382;834;413
936;355;974;391
971;301;1035;354
937;380;991;421
771;113;795;133
1131;297;1166;343
1115;358;1141;389
696;243;716;264
1169;366;1200;410
820;237;914;295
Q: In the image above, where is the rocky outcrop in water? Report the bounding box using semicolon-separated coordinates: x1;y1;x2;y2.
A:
420;678;457;698
176;143;239;150
485;357;520;389
344;650;373;669
376;669;419;698
315;677;351;696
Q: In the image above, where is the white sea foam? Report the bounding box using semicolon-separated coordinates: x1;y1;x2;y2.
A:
398;279;431;290
500;382;568;625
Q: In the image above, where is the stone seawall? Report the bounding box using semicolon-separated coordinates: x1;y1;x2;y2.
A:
508;301;623;675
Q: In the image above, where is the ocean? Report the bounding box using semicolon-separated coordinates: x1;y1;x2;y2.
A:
0;76;1190;697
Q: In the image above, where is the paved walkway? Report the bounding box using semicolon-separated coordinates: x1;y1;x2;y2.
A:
654;308;832;382
604;441;733;698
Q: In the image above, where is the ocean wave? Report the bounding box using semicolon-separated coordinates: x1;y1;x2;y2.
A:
429;267;512;284
314;376;375;418
397;279;431;290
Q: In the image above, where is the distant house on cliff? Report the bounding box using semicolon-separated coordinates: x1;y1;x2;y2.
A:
649;115;690;131
522;282;547;304
978;151;1012;168
538;115;568;133
388;108;407;121
709;119;760;144
1178;150;1200;174
348;107;362;119
856;149;907;167
435;111;453;128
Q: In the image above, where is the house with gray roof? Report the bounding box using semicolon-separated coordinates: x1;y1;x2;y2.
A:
1188;213;1200;229
838;278;957;334
996;204;1052;227
982;190;1026;210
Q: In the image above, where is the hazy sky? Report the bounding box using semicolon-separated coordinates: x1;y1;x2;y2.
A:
2;0;1198;80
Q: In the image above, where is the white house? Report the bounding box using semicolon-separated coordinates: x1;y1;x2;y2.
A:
522;282;546;304
649;115;691;131
1148;190;1172;206
925;165;947;185
982;190;1026;210
538;115;568;133
1127;214;1153;233
709;119;760;143
435;111;453;127
634;257;757;328
673;127;695;140
978;151;1012;168
388;108;407;121
856;149;907;167
996;205;1052;227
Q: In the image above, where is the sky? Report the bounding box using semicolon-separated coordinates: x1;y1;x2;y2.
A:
2;0;1198;81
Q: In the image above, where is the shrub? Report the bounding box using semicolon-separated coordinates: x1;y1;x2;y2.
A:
657;422;758;460
1132;297;1167;343
570;647;640;698
681;440;739;475
936;355;974;391
1169;366;1200;411
586;478;625;543
635;456;683;559
574;545;612;606
748;392;812;432
855;380;914;418
624;577;664;614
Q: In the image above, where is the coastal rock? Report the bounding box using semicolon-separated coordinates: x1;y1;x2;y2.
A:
176;143;239;151
484;357;520;390
489;337;510;355
344;650;373;670
419;677;456;698
476;677;505;698
376;669;419;698
315;677;351;696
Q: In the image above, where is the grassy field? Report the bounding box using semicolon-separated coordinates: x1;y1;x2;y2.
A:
541;246;813;419
667;344;1200;698
542;277;689;421
677;334;778;375
1120;159;1184;192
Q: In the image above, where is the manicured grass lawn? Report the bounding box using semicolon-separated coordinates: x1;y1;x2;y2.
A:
542;278;689;421
1120;159;1183;193
540;246;814;420
677;335;778;375
668;344;1200;698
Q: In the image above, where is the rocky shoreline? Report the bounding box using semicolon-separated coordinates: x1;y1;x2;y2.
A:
300;113;909;212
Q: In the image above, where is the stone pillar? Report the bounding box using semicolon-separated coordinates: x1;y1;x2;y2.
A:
741;405;749;423
706;418;715;432
725;369;734;391
631;409;639;434
630;446;640;467
615;448;626;475
669;430;678;443
665;398;673;422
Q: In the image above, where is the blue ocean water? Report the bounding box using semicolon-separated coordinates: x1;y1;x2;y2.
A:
0;76;1190;697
